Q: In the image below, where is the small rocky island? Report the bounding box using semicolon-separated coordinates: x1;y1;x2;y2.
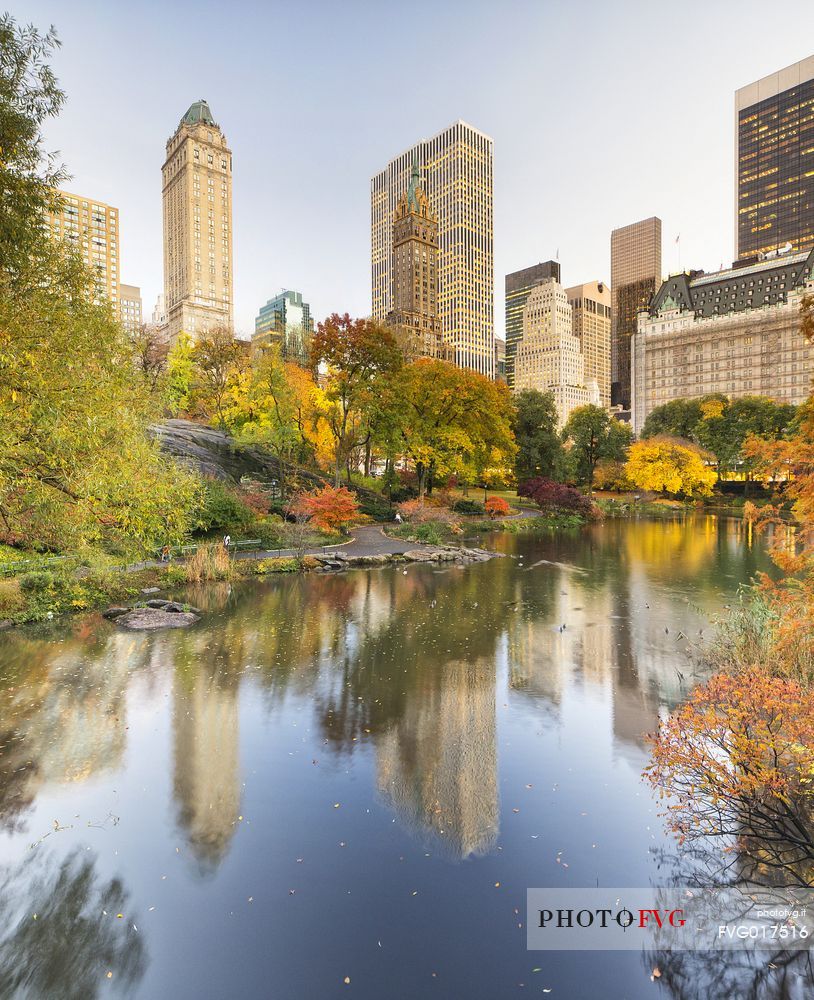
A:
104;599;201;630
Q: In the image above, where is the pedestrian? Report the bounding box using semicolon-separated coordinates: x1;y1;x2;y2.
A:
161;544;170;563
394;512;403;524
223;533;231;553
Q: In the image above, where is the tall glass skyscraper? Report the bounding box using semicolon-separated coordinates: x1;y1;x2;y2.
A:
371;121;494;378
252;289;313;365
736;56;814;260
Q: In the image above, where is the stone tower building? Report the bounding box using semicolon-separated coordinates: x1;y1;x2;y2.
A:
386;161;450;361
162;100;233;344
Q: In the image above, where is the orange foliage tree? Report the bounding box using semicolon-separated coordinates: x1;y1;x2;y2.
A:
645;667;814;885
289;485;360;534
485;496;510;519
742;392;814;681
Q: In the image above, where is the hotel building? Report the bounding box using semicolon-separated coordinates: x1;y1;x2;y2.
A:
162;99;233;343
371;120;494;377
736;56;814;260
631;249;814;434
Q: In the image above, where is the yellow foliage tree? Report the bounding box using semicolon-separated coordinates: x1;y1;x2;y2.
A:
624;436;717;498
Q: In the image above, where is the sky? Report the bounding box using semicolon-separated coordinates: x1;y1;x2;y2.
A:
15;0;814;338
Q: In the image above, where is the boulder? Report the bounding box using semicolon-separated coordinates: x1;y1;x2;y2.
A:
141;586;161;595
102;606;130;620
115;607;200;630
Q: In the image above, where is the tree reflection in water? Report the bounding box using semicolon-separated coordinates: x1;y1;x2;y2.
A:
0;847;146;998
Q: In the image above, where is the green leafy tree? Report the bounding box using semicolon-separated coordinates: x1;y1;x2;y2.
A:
166;332;195;415
387;359;516;497
640;397;706;440
513;389;563;482
561;405;631;487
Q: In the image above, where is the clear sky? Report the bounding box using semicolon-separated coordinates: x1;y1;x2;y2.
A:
14;0;814;337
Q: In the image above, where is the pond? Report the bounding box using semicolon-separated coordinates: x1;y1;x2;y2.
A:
0;515;784;998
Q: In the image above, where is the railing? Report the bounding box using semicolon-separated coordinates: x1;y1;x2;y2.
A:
0;555;67;578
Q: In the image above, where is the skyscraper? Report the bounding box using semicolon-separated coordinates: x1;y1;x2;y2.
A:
565;281;612;408
504;261;560;390
119;284;142;336
610;217;662;412
736;56;814;260
162;99;233;344
385;161;450;361
252;289;314;365
513;277;600;428
44;190;119;307
371;120;494;377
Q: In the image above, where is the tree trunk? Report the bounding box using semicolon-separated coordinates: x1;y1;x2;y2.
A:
364;436;372;477
416;462;426;499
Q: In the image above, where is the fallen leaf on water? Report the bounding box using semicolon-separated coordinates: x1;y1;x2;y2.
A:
494;882;500;887
651;966;661;981
344;976;351;985
106;972;113;979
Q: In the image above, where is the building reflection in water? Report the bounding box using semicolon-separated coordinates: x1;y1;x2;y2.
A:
376;656;498;859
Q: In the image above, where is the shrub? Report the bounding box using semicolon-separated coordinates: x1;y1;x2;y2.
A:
0;579;24;615
398;499;460;526
389;485;418;503
485;496;510;518
250;518;285;549
18;570;57;593
451;498;485;515
288;486;361;533
196;478;254;532
411;522;445;545
518;478;594;518
252;557;299;574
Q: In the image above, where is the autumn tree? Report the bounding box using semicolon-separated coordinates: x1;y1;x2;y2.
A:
561;405;631;487
387;358;516;498
485;496;510;519
625;436;717;498
646;668;814;886
130;323;168;396
310;314;402;486
191;325;246;428
223;345;328;495
512;389;563;482
289;485;360;534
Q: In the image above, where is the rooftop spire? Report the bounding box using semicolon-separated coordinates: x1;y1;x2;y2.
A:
407;157;421;212
181;99;215;126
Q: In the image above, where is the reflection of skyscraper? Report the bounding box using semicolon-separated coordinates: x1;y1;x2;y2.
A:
173;669;241;869
376;658;498;859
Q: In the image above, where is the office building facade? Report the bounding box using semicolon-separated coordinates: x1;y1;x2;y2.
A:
610;217;662;412
736;56;814;261
513;277;600;428
504;260;561;390
371;120;494;377
631;248;814;434
119;284;142;336
252;290;313;364
566;280;612;408
162;99;233;343
44;190;120;307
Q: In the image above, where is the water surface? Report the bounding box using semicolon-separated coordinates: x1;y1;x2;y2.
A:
0;516;779;998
